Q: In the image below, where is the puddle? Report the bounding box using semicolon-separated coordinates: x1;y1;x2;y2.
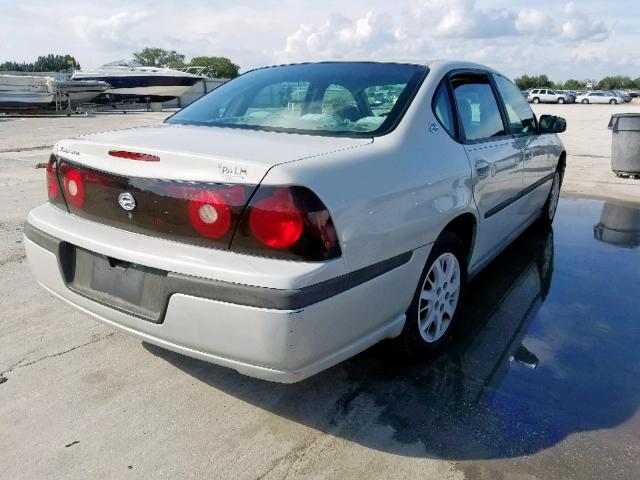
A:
147;197;640;478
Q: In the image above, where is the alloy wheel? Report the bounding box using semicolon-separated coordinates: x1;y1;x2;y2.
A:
417;252;461;343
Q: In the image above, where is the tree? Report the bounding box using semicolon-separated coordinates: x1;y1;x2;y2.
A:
597;75;634;90
133;47;186;68
559;79;584;90
514;74;553;90
0;54;80;72
189;56;239;78
32;54;80;72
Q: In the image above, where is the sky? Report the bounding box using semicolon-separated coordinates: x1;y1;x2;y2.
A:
1;0;638;81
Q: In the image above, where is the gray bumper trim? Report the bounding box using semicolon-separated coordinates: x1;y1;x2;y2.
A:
24;222;412;311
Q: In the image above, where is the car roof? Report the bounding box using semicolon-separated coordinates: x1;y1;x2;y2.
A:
256;59;503;76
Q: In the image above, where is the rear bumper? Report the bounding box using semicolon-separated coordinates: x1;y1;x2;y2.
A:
24;206;429;382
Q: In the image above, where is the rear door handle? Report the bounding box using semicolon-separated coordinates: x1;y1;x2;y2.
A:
475;159;490;178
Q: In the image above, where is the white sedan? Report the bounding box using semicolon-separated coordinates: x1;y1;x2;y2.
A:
25;60;566;382
577;91;625;104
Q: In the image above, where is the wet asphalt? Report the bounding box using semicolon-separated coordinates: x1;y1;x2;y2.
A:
144;197;640;479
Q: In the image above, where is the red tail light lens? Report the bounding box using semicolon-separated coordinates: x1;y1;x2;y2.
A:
249;188;304;248
187;190;232;239
232;186;341;261
62;167;86;209
108;150;160;162
46;155;59;200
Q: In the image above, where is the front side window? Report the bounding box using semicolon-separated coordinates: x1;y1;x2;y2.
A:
450;73;506;142
167;62;428;137
493;74;537;135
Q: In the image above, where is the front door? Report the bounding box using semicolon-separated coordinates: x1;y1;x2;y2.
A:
492;73;555;221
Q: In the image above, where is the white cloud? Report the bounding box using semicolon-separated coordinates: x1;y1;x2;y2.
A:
0;0;633;81
407;0;517;39
278;12;398;60
515;9;556;36
561;2;610;42
66;11;151;49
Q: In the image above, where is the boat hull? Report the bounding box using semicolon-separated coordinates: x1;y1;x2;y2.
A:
0;92;55;108
72;74;201;101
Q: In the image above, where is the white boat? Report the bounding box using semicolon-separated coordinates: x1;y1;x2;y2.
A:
0;75;55;109
71;60;203;101
53;79;110;105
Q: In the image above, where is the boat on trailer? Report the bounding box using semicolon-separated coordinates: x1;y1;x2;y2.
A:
71;60;203;102
53;79;110;105
0;75;55;109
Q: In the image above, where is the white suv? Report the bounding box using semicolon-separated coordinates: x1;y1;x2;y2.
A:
25;61;567;382
528;89;572;104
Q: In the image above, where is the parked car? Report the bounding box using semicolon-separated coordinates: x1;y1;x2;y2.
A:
24;60;567;382
528;89;573;104
576;91;625;104
611;90;631;102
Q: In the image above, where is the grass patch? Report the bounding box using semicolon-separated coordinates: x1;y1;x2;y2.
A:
34;162;47;169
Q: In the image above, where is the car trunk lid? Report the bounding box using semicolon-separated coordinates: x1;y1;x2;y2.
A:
51;124;371;251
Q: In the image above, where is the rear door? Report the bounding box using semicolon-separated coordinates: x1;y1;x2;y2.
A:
449;71;523;263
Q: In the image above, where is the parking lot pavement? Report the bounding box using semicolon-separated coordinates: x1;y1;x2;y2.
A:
532;102;640;204
1;108;639;479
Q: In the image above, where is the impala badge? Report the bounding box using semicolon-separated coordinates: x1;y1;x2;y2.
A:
118;192;137;211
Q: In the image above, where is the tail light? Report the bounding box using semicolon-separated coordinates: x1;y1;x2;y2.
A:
50;159;341;261
46;155;59;200
108;150;160;162
186;186;246;239
46;155;67;210
231;186;341;261
249;188;304;248
60;165;86;209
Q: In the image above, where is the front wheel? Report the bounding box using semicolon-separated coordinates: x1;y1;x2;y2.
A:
609;99;616;104
582;99;589;104
532;97;540;104
539;172;561;226
557;98;565;104
400;231;467;358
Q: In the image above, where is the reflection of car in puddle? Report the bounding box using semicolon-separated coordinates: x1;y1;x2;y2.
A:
593;202;640;248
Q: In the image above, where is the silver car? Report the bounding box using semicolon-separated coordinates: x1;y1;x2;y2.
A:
25;60;567;382
528;89;572;104
576;91;625;104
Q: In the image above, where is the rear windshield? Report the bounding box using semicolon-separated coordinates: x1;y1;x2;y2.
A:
166;62;428;137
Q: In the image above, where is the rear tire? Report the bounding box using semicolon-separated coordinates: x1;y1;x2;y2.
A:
609;99;616;104
557;98;565;104
533;97;540;104
400;231;467;358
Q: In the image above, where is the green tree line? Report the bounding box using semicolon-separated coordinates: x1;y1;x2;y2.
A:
515;74;640;91
0;54;80;72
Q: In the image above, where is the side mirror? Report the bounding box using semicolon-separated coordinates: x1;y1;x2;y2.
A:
539;114;566;134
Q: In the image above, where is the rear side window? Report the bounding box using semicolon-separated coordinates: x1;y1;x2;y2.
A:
493;74;537;135
432;83;455;137
450;73;506;142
